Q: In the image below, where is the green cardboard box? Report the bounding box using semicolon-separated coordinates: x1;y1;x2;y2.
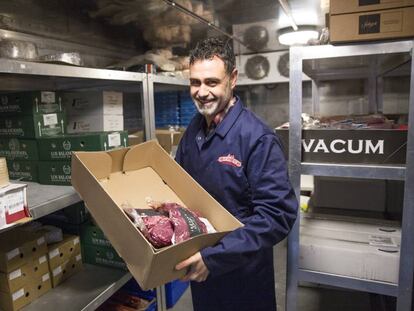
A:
82;244;126;270
81;223;111;247
6;160;38;182
38;161;71;185
0;113;66;138
37;131;128;161
0;91;63;114
0;138;39;161
63;202;90;225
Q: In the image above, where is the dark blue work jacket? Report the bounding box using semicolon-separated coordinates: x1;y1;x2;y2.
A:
175;97;298;311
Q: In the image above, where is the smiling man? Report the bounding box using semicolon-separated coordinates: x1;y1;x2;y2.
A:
175;37;298;311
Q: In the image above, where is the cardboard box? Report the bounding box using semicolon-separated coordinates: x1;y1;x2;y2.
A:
0;264;31;293
50;253;82;288
71;141;243;289
276;129;407;165
37;131;129;161
7;161;38;182
0;113;66;138
62;91;123;116
300;216;400;283
0;286;32;311
0;229;46;273
83;244;127;270
47;235;81;270
330;6;414;43
38;161;72;185
0;183;29;225
0;138;39;161
330;0;414;15
0;157;9;187
128;131;145;146
67;115;124;133
155;129;184;155
27;254;49;280
30;271;52;300
62;202;90;225
81;223;111;247
0;91;63;115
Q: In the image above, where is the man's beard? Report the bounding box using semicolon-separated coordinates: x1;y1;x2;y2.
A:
193;99;219;117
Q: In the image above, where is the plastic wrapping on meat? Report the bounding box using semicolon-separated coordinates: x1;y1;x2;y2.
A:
149;201;208;244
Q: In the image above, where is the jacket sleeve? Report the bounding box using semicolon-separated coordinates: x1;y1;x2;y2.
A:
200;133;298;277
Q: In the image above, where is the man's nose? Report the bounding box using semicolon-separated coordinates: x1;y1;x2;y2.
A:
198;84;209;97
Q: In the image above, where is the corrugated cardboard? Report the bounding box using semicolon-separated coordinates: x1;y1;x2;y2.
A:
330;0;414;15
71;141;243;290
83;244;127;270
156;129;184;155
29;271;52;300
0;264;31;293
62;91;123;116
0;286;32;311
38;161;72;185
0;91;63;115
37;131;128;161
0;183;29;225
47;235;81;270
330;6;414;43
6;161;38;182
0;138;39;161
128;131;145;146
67;115;124;133
50;253;83;288
27;254;49;280
0;229;45;273
0;157;9;187
0;113;66;138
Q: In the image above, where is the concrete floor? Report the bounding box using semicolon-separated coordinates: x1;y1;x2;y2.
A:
170;239;395;311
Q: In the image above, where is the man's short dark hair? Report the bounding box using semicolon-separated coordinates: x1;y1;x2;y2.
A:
189;37;235;75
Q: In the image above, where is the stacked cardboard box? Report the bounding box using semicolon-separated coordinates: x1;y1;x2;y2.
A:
0;183;29;230
0;229;51;311
0;91;66;182
81;222;127;270
62;91;124;133
330;0;414;43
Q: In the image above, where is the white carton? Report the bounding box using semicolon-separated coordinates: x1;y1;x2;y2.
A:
62;91;123;116
67;115;124;133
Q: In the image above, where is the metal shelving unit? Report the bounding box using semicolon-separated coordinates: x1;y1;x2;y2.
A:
0;59;152;310
286;40;414;311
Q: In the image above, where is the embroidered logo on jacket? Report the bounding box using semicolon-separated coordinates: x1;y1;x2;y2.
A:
217;154;242;168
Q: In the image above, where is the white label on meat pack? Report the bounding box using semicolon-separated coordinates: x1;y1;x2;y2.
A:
74;237;80;245
369;235;397;247
43;113;58;126
37;237;45;246
12;288;24;301
5;191;25;215
76;254;82;262
42;273;50;282
9;269;22;281
6;248;20;260
39;255;47;264
49;248;60;259
41;92;55;103
108;133;121;147
52;266;62;277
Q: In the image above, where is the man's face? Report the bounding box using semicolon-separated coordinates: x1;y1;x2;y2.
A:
189;56;237;118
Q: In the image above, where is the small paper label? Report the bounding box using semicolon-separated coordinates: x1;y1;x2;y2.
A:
9;269;22;281
39;255;47;264
74;237;80;245
43;113;58;126
53;266;62;277
108;133;121;147
76;254;82;261
12;288;24;301
6;248;20;261
369;235;397;247
37;237;45;246
41;92;55;104
42;273;50;282
4;191;25;215
49;248;60;259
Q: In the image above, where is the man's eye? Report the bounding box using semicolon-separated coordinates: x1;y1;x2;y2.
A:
206;81;218;87
190;81;201;86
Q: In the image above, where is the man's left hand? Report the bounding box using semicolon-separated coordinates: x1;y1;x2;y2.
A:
175;252;209;282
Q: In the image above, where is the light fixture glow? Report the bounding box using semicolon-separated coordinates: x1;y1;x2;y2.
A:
278;26;319;46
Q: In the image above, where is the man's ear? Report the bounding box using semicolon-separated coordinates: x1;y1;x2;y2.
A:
230;68;238;89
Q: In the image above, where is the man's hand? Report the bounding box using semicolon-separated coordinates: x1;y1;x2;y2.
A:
175;252;209;282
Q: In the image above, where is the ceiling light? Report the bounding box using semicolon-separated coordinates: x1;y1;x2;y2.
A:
278;26;319;46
